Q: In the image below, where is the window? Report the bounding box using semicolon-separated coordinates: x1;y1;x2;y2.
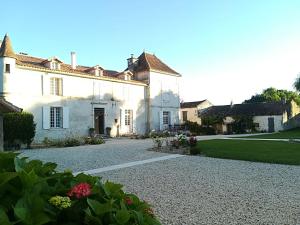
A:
182;111;187;122
51;62;60;70
125;109;132;126
50;77;63;96
50;107;63;128
5;64;10;73
163;111;170;125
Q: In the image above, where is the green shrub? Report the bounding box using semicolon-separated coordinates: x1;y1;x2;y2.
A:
184;121;216;135
3;112;36;149
84;136;105;145
64;137;81;147
190;146;200;155
0;152;161;225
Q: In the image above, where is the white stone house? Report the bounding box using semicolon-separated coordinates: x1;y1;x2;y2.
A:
199;101;300;134
180;100;212;124
0;34;181;143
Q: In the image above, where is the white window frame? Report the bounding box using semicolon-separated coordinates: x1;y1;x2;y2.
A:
50;107;63;128
163;111;170;125
51;61;60;70
50;77;63;96
125;109;132;126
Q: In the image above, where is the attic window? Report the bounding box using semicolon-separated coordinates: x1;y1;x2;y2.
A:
5;64;10;73
51;62;60;70
125;74;131;81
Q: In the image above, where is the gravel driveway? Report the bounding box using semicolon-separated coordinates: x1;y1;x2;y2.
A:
22;138;300;225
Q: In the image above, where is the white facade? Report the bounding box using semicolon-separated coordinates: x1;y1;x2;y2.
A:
1;62;148;142
253;115;284;132
0;47;181;143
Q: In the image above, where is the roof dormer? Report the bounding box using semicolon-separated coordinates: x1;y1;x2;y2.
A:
85;65;104;76
42;57;63;70
117;70;133;81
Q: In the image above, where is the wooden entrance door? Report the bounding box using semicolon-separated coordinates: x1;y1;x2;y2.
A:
94;108;105;134
268;117;275;133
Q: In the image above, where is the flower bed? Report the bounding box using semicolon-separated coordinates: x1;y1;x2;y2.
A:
149;134;200;155
0;152;161;225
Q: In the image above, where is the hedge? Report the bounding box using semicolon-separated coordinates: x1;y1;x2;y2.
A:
3;112;36;149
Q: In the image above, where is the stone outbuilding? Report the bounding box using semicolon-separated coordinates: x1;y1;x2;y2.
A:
199;101;300;134
0;98;22;151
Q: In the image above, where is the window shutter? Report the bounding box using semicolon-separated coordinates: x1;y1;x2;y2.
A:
43;75;50;96
159;111;163;130
63;107;69;128
132;110;136;133
170;111;173;125
42;106;50;129
119;109;122;129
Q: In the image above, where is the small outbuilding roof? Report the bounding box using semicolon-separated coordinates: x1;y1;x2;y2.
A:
180;100;207;108
0;98;22;113
200;102;287;117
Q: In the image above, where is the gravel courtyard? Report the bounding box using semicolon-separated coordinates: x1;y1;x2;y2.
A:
22;138;300;225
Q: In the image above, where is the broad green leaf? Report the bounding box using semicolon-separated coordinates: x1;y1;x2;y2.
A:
14;207;30;223
14;157;27;172
87;198;112;216
32;213;51;225
0;172;18;187
133;210;144;224
0;208;12;225
115;210;130;224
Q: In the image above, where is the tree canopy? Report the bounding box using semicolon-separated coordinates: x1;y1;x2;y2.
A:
243;87;300;105
294;76;300;92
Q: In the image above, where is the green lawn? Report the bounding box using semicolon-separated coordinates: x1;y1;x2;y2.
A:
197;139;300;165
243;128;300;139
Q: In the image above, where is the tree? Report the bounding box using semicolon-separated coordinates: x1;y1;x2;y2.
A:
244;87;300;105
294;75;300;92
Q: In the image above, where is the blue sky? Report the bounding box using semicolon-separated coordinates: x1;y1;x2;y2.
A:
1;0;300;104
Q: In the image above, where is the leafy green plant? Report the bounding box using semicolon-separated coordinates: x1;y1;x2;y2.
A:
84;136;105;145
3;112;36;149
0;152;161;225
189;146;200;155
152;137;164;148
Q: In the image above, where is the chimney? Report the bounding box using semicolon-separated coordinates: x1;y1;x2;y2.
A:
71;52;76;69
127;54;138;69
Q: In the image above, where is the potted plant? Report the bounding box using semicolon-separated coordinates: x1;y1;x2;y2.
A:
106;127;112;137
88;128;95;137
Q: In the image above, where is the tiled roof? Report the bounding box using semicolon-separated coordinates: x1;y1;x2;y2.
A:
181;100;207;108
133;52;180;75
15;54;139;83
200;102;287;117
0;34;16;59
0;98;22;113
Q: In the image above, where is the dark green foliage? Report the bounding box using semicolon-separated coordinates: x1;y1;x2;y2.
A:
294;75;300;92
184;121;216;135
84;136;105;145
201;116;224;126
64;137;81;147
244;87;300;105
195;139;300;165
189;146;200;155
3;112;36;149
231;116;255;134
0;152;161;225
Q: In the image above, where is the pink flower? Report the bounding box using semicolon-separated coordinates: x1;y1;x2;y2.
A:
125;197;133;205
67;182;92;199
